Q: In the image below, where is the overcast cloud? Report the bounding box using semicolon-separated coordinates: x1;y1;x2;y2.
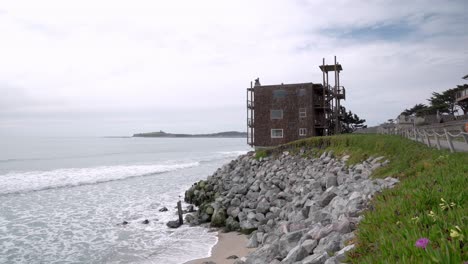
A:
1;0;467;137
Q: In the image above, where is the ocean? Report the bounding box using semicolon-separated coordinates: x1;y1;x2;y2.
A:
0;136;251;263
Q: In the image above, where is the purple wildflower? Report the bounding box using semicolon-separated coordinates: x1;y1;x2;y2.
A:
415;238;429;249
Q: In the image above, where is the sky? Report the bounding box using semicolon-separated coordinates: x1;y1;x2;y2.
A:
1;0;467;137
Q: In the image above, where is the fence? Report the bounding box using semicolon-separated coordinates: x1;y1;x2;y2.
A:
392;127;468;153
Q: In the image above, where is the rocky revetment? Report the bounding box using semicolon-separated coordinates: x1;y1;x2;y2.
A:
183;149;399;264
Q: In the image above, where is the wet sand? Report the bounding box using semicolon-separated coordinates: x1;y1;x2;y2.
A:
184;231;254;264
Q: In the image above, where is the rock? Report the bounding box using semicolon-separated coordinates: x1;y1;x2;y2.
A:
255;213;266;222
335;244;355;262
318;188;337;207
185;214;197;225
314;232;341;254
201;261;216;264
225;217;241;231
281;244;308;263
159;207;168;212
180;149;398;264
247;233;259;248
211;208;227;227
301;239;318;254
301;252;328;264
142;219;149;224
279;229;306;258
122;221;128;225
332;218;351;234
325;175;338;188
166;220;182;228
244;244;280;264
205;206;214;215
231;197;241;207
227;255;239;259
187;205;195;212
240;220;257;231
256;198;271;214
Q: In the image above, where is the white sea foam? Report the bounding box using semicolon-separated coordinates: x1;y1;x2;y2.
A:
0;162;199;195
217;150;249;156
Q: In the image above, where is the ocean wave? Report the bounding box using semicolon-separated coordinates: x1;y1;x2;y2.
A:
0;162;199;195
217;150;250;156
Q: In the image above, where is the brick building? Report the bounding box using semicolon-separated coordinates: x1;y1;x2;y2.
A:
247;57;345;148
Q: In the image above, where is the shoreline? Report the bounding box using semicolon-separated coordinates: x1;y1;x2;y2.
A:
184;231;253;264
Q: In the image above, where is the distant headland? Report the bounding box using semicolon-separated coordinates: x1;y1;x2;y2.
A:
132;130;247;138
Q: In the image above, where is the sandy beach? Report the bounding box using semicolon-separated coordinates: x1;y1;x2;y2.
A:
185;231;254;264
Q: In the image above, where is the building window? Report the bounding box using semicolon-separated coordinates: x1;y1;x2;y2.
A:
273;90;287;98
271;129;283;138
299;128;307;136
270;109;283;119
298;89;306;96
299;108;306;118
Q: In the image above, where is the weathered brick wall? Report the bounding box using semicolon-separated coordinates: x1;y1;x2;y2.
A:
253;83;325;147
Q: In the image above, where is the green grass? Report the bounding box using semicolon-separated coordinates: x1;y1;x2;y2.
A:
273;134;467;263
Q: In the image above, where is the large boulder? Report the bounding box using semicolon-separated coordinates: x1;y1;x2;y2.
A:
211;208;227;227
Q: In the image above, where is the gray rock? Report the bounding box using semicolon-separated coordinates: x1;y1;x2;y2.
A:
301;252;328;264
244;243;280;264
255;213;266;222
256;198;271;214
240;220;257;230
231;198;241;207
325;175;338;188
318;189;337;207
306;224;332;240
335;244;355;262
314;232;341;254
281;244;308;263
279;229;306;258
247;232;259;248
301;239;318;254
332;218;351;234
166;220;181;228
225;217;240;231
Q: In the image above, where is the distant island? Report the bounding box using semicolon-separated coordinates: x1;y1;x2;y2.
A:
132;130;247;138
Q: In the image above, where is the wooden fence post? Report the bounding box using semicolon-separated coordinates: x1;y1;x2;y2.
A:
444;129;455;153
177;201;183;225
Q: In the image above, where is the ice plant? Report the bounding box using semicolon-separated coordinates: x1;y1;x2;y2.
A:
415;238;430;249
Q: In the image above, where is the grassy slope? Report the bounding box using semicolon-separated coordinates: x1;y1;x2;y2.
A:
270;134;467;263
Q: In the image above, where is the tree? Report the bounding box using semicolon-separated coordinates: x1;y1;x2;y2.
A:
400;104;433;117
455;84;468;114
427;88;460;115
339;106;367;133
